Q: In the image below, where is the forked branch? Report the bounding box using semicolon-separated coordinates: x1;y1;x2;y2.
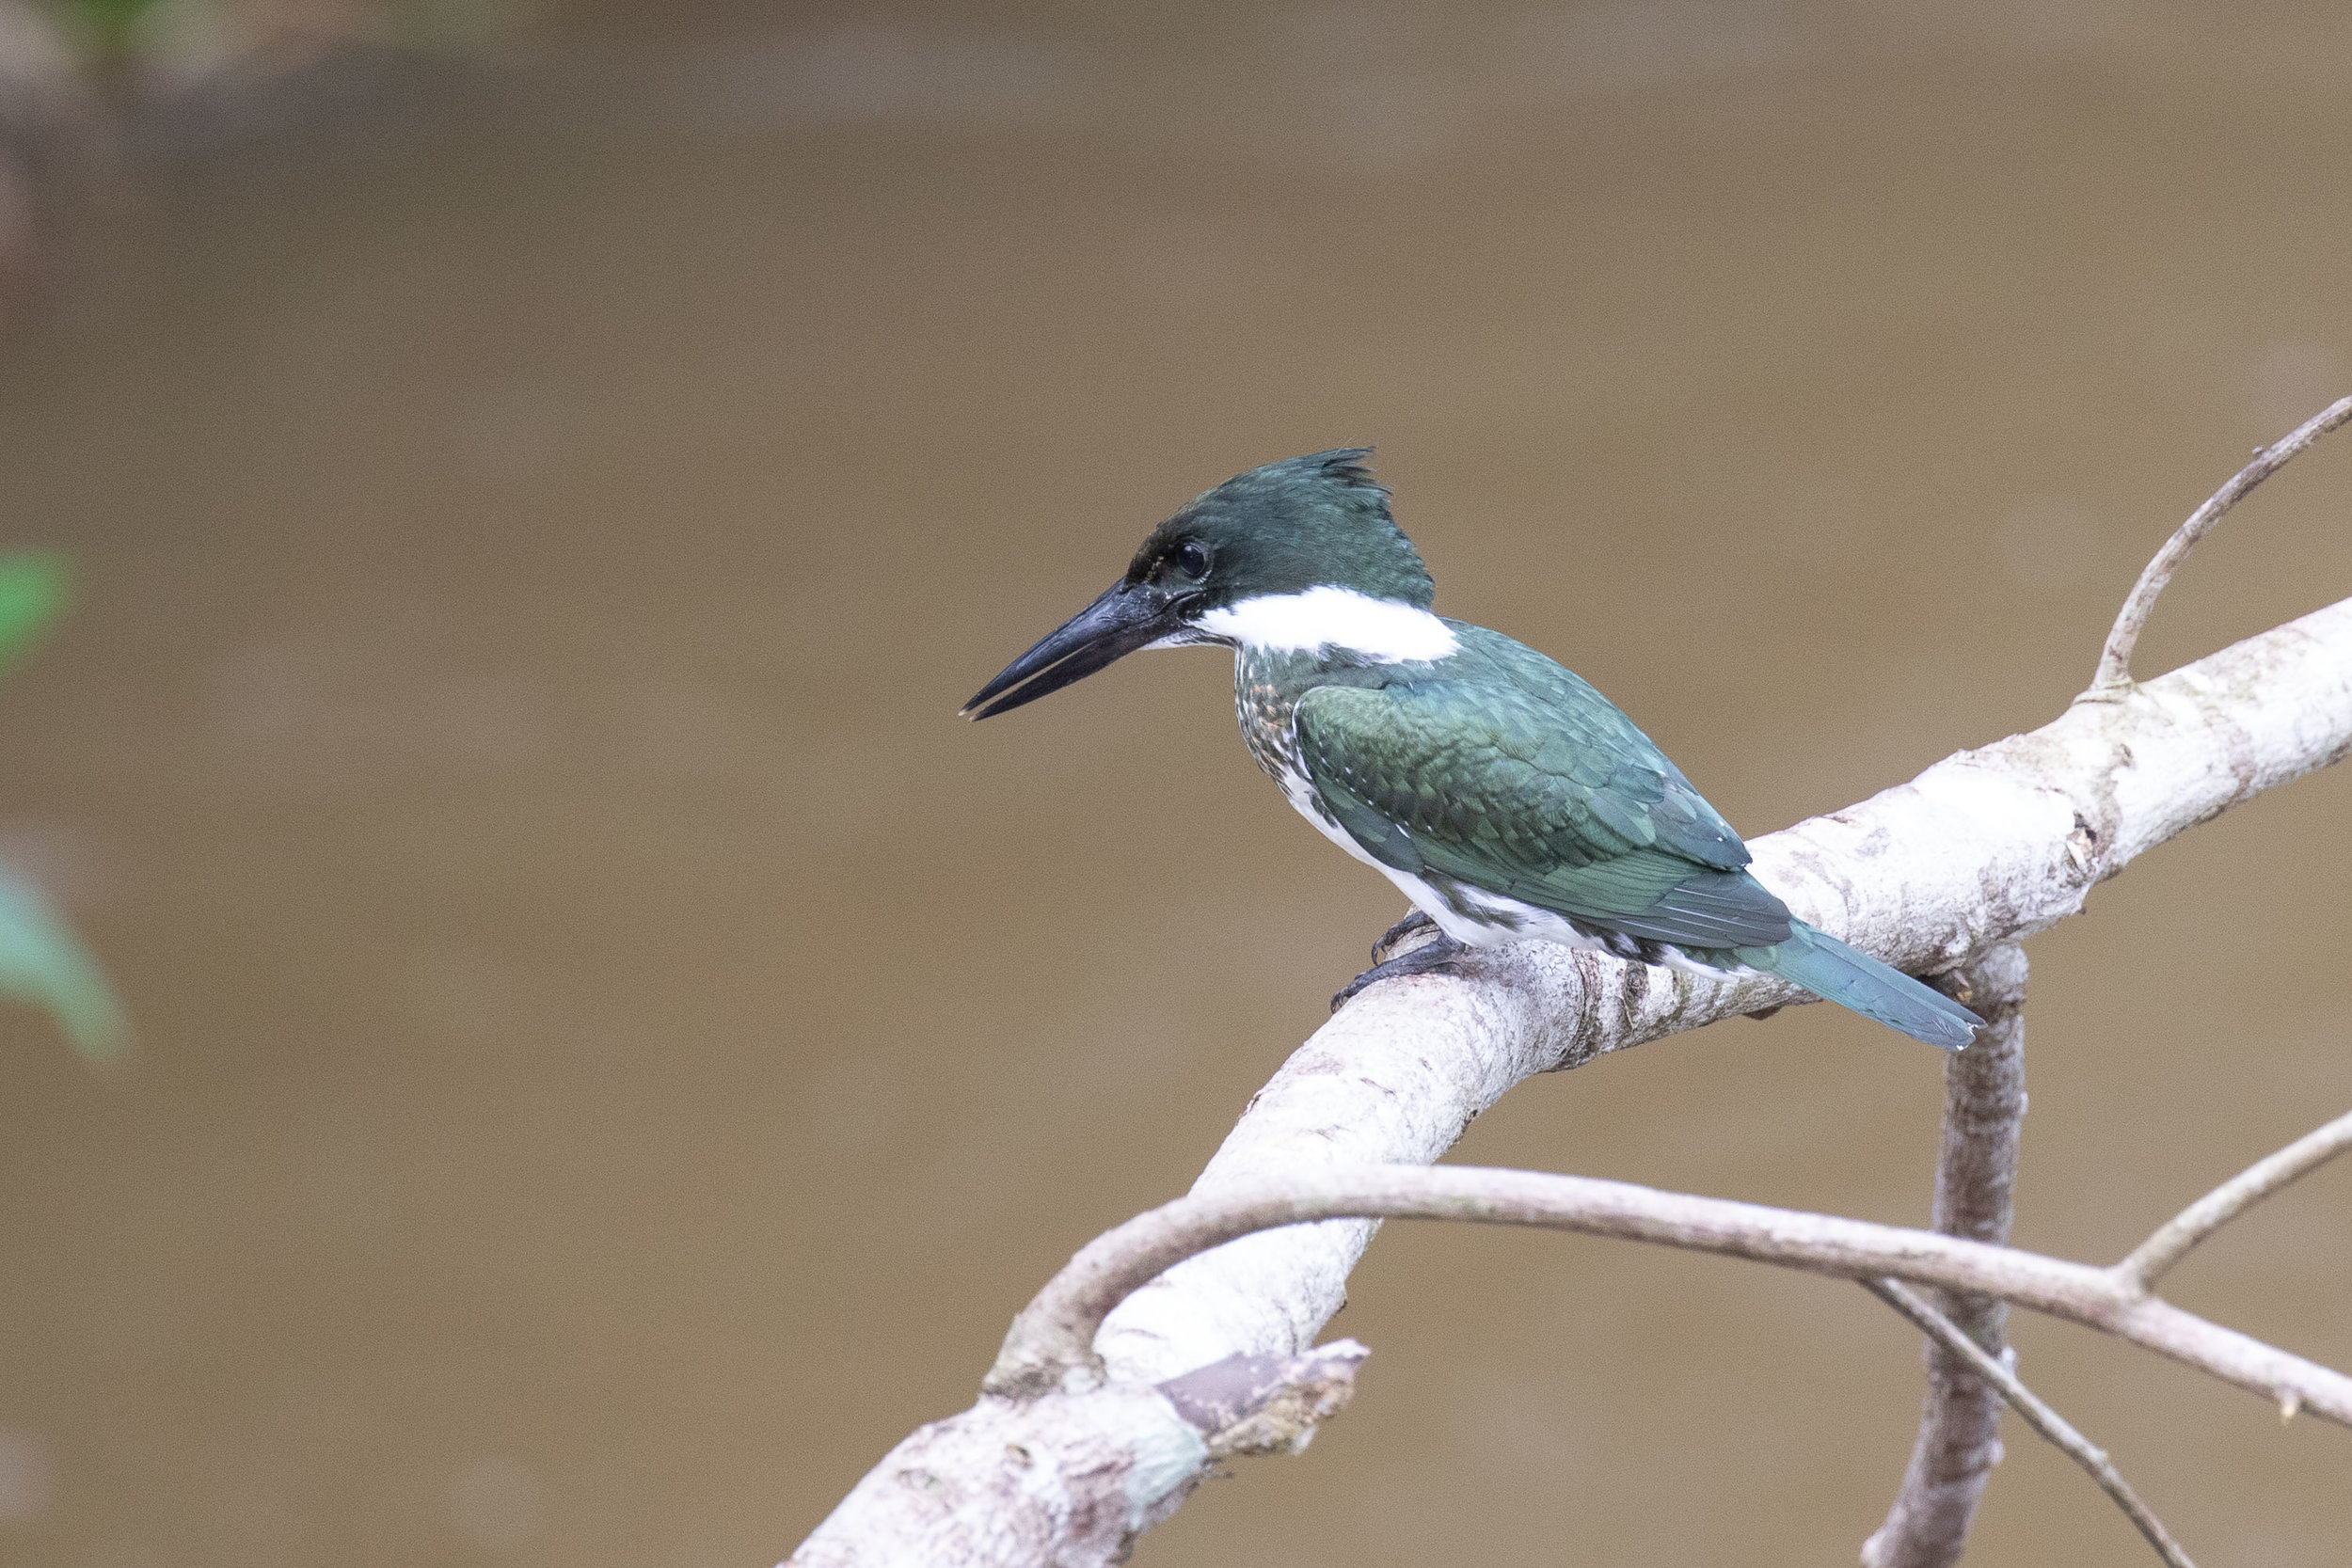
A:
2115;1107;2352;1294
2089;394;2352;695
985;1161;2352;1426
1865;1279;2194;1568
792;422;2352;1567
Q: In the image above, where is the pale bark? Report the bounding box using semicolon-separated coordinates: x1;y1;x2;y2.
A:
790;599;2352;1567
1092;593;2352;1390
1862;945;2029;1568
2116;1108;2352;1294
1865;1280;2194;1568
787;1342;1370;1568
2090;396;2352;694
984;1164;2352;1424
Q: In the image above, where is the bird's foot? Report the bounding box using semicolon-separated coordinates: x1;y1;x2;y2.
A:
1371;909;1439;964
1332;923;1467;1012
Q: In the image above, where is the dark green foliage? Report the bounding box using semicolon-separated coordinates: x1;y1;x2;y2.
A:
0;550;69;675
36;0;168;62
0;550;130;1062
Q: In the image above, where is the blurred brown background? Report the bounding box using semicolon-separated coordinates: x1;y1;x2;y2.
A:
0;1;2345;1563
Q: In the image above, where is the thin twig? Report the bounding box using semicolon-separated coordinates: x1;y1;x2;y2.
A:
1863;946;2028;1568
2115;1108;2352;1293
1866;1279;2196;1568
983;1163;2352;1429
2088;395;2352;696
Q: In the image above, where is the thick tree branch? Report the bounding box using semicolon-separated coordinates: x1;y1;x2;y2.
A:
2088;395;2352;696
786;1342;1373;1568
1864;1280;2195;1568
1863;945;2029;1568
1089;594;2352;1392
2115;1108;2352;1295
790;597;2352;1567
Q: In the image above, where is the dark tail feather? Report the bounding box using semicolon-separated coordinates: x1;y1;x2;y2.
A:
1746;921;1981;1051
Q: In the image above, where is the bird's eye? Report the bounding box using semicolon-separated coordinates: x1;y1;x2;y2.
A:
1174;542;1212;578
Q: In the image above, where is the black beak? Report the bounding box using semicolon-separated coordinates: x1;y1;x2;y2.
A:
962;579;1192;720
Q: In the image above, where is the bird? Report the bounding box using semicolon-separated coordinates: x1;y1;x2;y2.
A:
963;450;1980;1051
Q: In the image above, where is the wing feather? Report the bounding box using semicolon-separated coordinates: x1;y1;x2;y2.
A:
1293;634;1791;950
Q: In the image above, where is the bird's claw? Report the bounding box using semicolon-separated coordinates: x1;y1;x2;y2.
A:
1371;909;1439;963
1332;927;1467;1013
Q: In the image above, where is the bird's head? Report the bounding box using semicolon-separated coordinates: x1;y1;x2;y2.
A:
963;449;1442;719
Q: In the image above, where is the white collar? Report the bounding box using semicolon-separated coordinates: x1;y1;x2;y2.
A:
1193;587;1458;662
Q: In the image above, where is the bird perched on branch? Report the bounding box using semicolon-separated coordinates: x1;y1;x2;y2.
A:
964;451;1980;1050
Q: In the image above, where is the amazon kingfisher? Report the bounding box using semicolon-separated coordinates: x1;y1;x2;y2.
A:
963;451;1980;1051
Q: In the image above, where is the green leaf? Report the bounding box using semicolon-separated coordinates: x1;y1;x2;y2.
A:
0;551;70;675
41;0;172;61
0;864;132;1065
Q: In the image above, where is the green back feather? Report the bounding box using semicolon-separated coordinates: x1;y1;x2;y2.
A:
1294;624;1794;948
